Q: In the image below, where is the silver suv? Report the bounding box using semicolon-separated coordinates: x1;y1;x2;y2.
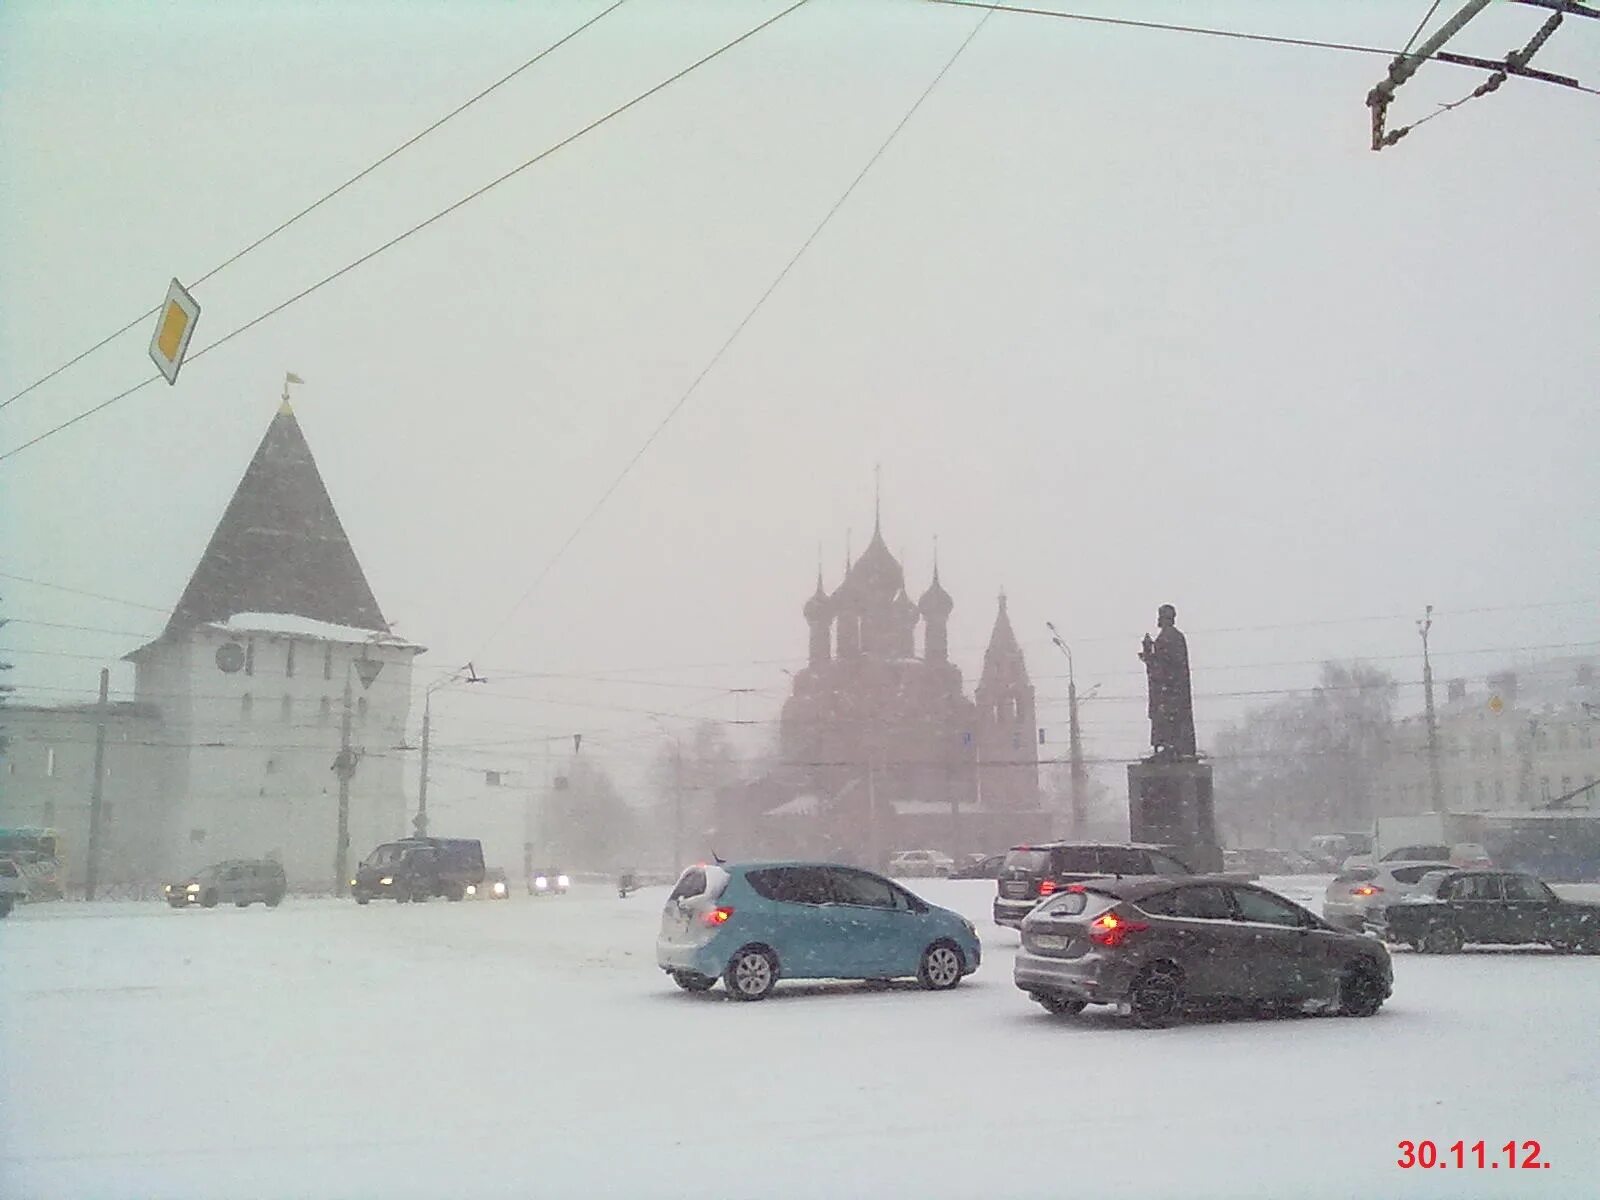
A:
164;860;287;909
1013;875;1391;1027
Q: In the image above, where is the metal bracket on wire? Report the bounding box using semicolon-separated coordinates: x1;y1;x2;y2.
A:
1366;0;1595;150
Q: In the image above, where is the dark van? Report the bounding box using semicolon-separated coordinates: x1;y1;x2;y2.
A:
993;842;1194;929
351;837;485;904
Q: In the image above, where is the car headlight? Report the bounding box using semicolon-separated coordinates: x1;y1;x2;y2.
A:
556;875;569;888
186;883;200;893
534;876;548;889
349;878;357;887
380;876;393;886
163;884;172;894
492;881;507;896
466;884;478;896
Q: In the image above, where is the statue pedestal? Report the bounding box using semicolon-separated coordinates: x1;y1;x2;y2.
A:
1127;758;1222;873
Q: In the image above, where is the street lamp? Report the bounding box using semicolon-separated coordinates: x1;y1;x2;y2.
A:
416;662;487;838
1046;621;1096;837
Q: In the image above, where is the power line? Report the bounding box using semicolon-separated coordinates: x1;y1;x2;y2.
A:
926;0;1599;95
466;2;996;666
0;0;631;413
0;0;813;465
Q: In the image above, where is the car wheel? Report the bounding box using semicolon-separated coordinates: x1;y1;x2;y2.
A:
917;941;965;991
1033;992;1087;1016
1338;962;1386;1017
671;972;715;993
1420;924;1464;954
354;893;370;906
235;899;250;908
200;890;219;909
724;947;779;1001
1128;964;1183;1028
1578;929;1600;955
265;893;283;908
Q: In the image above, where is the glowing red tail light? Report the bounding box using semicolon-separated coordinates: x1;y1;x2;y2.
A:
1088;910;1150;947
1351;885;1384;897
700;906;734;927
1038;879;1057;897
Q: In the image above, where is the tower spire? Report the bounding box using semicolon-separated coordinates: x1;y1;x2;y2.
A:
873;463;881;534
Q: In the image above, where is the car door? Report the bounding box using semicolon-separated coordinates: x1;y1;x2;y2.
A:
823;868;911;977
1224;886;1325;1001
1134;884;1241;1000
743;867;835;977
1497;873;1557;945
1453;874;1504;943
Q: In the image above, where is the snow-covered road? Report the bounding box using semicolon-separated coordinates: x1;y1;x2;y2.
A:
3;878;1596;1199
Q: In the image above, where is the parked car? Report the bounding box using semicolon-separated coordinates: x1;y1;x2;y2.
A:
164;859;286;909
951;853;1006;880
467;868;510;900
351;837;485;904
1373;868;1600;953
531;867;570;895
656;861;981;1000
994;842;1195;929
888;849;955;878
1307;832;1373;871
1014;876;1392;1026
1322;861;1454;932
0;857;27;918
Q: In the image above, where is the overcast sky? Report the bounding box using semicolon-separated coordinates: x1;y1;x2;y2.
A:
3;0;1597;796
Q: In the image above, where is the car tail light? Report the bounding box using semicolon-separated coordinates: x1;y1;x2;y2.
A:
1065;883;1086;893
1351;885;1384;897
700;906;733;928
1088;910;1149;947
1038;879;1057;897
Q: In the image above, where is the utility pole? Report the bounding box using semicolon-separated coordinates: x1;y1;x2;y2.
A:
1420;606;1443;812
1047;622;1090;836
84;668;109;900
672;740;684;874
335;671;354;892
414;692;432;837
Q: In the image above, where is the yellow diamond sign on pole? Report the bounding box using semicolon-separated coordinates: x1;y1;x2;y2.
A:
149;278;201;384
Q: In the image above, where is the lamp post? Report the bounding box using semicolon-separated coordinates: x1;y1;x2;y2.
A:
415;662;487;838
1047;622;1097;837
1419;607;1443;812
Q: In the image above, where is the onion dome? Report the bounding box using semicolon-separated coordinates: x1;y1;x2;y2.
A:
918;564;953;620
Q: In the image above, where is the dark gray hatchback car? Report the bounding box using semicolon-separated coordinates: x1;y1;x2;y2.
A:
1013;876;1392;1027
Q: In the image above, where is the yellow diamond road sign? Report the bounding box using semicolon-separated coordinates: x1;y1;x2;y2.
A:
149;277;200;384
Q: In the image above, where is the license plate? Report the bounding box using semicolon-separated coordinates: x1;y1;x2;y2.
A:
1033;934;1068;950
1001;883;1029;898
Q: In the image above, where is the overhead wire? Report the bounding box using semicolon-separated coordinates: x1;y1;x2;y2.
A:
0;0;813;465
0;0;632;413
464;1;997;666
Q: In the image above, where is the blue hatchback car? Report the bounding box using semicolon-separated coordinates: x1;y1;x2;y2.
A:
656;861;981;1000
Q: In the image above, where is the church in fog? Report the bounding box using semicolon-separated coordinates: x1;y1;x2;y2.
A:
718;513;1046;865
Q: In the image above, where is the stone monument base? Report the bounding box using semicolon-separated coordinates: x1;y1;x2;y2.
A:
1127;758;1222;873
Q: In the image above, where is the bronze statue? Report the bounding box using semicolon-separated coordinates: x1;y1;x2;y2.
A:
1139;604;1196;760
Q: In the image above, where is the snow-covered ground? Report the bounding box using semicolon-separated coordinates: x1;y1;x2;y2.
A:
3;878;1597;1199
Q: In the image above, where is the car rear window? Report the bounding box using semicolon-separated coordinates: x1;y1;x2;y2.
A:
1035;888;1116;919
1334;868;1379;884
1388;864;1448;885
669;868;708;901
1003;849;1051;873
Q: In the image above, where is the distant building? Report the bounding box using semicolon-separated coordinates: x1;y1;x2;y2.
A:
1372;657;1600;817
0;400;424;889
720;513;1045;865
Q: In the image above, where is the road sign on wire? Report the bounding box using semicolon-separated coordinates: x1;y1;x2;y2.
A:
148;277;201;384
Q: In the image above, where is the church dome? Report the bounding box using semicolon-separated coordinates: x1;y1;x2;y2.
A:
918;568;953;619
839;526;904;602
